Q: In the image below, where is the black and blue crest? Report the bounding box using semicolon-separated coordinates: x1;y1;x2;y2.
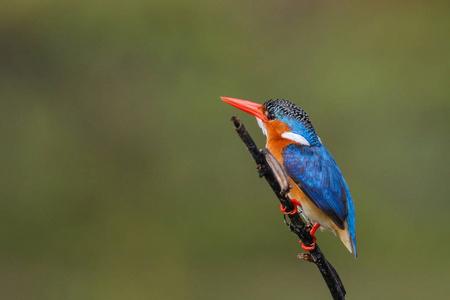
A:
264;99;321;146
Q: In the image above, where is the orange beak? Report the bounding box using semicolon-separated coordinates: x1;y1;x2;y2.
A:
221;97;269;122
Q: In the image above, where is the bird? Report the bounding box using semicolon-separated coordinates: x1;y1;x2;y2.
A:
221;97;357;258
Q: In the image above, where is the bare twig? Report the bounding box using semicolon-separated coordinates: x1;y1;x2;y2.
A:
230;116;346;300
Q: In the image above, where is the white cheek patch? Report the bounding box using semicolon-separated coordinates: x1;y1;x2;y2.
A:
281;132;310;146
256;118;267;136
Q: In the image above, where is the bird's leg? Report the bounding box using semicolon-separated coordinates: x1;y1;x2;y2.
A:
310;222;320;236
280;198;302;215
280;200;319;251
300;222;320;251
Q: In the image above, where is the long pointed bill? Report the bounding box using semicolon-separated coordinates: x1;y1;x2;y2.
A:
221;97;268;122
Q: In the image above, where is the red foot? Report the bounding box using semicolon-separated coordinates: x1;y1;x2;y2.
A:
280;198;302;215
300;222;320;251
310;222;320;236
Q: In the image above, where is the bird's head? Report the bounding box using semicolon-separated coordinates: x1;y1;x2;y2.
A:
222;97;321;147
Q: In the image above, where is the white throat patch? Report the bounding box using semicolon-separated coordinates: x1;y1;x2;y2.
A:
256;118;267;136
281;132;310;146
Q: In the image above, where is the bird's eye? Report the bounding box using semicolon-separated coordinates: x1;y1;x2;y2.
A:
265;111;275;120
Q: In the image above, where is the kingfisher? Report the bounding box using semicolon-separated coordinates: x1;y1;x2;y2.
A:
222;97;357;258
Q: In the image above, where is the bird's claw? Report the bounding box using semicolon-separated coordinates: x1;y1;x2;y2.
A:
299;222;320;251
300;240;316;251
280;198;302;215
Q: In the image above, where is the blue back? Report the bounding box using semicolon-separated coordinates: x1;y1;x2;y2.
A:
283;144;356;254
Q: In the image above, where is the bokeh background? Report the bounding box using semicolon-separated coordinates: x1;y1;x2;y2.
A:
1;0;449;299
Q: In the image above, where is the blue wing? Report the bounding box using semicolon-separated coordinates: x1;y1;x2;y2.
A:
283;144;350;229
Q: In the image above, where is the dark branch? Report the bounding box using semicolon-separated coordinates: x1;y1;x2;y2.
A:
230;116;346;300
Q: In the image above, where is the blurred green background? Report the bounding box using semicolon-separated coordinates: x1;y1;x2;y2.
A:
1;0;449;299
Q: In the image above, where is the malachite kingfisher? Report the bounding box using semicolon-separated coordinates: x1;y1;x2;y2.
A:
222;97;357;258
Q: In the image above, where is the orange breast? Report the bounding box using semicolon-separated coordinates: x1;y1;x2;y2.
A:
265;120;293;164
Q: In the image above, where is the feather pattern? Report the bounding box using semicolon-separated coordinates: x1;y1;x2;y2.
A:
283;142;356;256
283;144;352;231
